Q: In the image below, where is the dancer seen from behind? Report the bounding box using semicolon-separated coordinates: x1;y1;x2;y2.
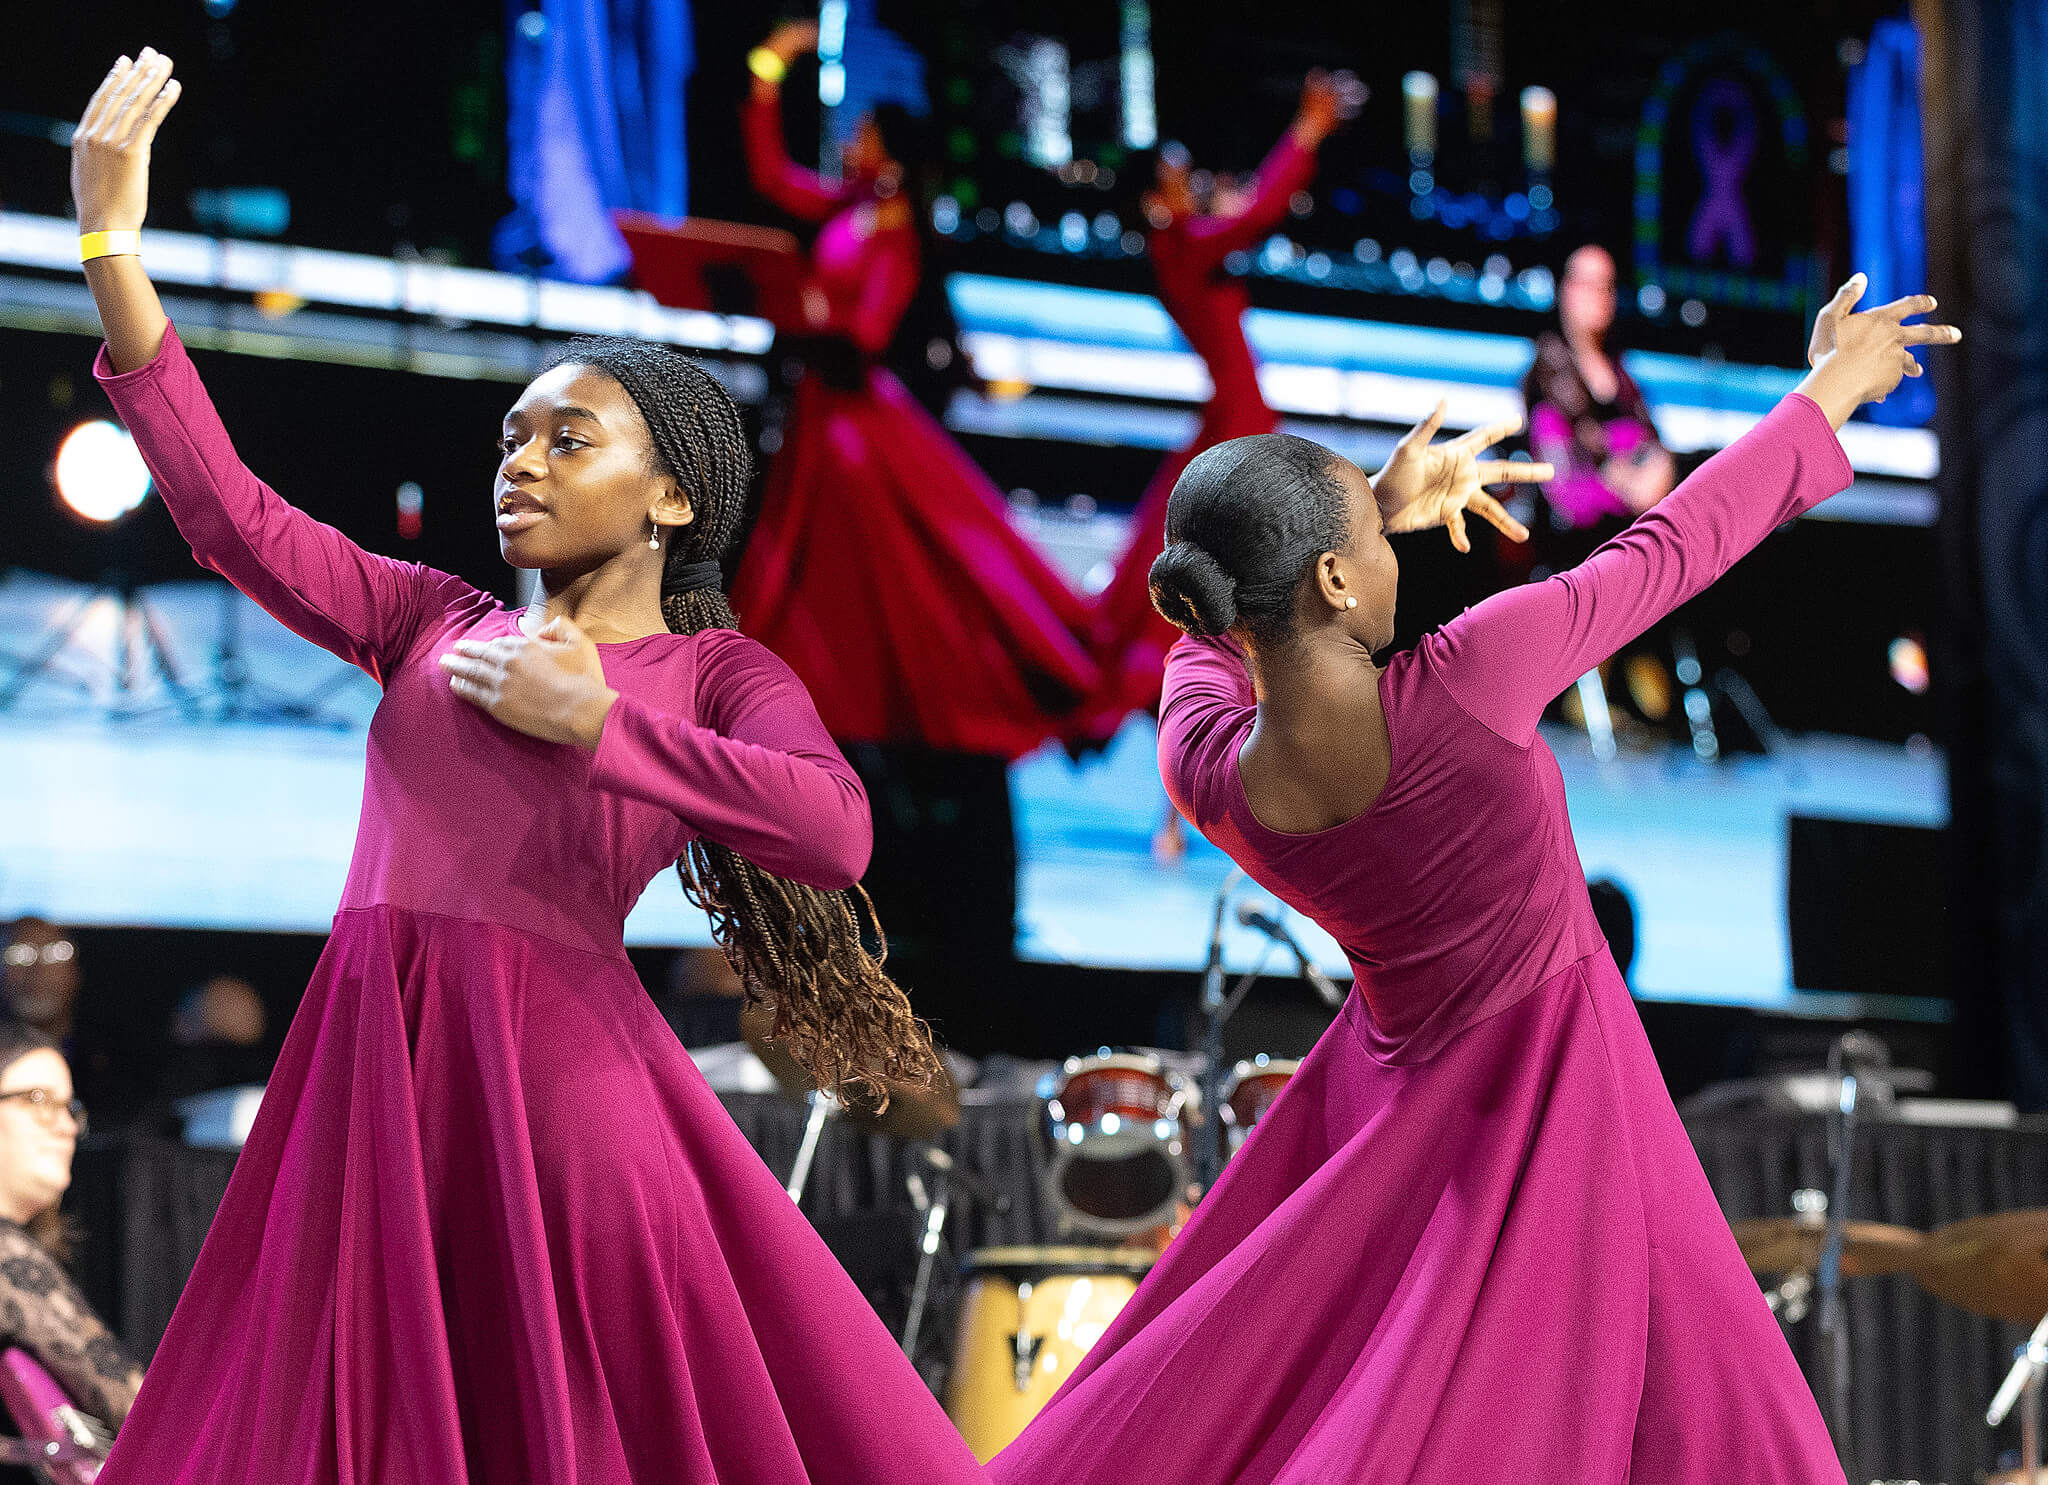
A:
71;50;986;1484
993;276;1954;1483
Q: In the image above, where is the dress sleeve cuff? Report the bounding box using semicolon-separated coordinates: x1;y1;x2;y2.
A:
93;320;187;389
1782;392;1857;507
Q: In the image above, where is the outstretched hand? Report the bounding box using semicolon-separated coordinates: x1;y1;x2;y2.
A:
72;49;181;234
439;617;618;750
1373;403;1547;554
1797;274;1960;429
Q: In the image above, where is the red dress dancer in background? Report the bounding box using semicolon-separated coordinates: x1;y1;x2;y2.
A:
1084;73;1352;742
732;22;1098;760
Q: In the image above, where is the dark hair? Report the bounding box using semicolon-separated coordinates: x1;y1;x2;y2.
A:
0;1021;76;1263
546;337;941;1103
1148;432;1352;645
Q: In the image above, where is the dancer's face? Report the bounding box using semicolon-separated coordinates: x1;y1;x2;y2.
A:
1304;457;1398;652
1560;245;1616;343
0;1050;76;1224
494;366;693;577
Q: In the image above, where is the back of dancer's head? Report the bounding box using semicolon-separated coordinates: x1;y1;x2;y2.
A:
543;337;941;1107
1148;433;1352;646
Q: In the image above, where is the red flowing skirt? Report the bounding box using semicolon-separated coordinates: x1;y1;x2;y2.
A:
731;369;1099;760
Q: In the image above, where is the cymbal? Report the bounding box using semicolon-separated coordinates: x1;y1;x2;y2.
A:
1729;1216;1927;1278
1917;1209;2048;1323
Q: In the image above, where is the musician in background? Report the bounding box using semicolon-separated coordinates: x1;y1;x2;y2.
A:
1521;244;1675;556
0;1022;141;1444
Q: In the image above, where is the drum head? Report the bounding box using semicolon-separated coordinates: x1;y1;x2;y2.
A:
1048;1144;1184;1233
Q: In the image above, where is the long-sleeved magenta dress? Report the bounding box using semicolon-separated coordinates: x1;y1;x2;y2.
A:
995;395;1851;1483
729;94;1099;759
90;325;989;1485
1084;134;1317;730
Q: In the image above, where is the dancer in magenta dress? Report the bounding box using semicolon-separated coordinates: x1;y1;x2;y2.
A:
731;22;1098;760
1083;72;1351;737
993;278;1955;1482
73;51;985;1484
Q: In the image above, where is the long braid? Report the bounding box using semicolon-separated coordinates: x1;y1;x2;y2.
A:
548;338;940;1102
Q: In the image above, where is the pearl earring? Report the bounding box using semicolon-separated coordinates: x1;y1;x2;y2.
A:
648;523;661;550
1345;596;1358;610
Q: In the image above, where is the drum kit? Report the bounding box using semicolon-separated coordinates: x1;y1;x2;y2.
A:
943;871;1339;1459
1735;1199;2048;1485
943;1046;1305;1461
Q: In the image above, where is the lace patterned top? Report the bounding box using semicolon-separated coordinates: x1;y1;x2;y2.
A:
0;1221;142;1430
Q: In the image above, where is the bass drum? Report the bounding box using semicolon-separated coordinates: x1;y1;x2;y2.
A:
943;1246;1154;1463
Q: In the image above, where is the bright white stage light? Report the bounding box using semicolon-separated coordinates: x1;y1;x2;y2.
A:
53;420;152;524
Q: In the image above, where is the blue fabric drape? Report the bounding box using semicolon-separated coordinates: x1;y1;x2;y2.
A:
495;0;694;283
1847;16;1935;426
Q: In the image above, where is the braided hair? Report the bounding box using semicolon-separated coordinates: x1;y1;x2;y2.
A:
546;337;941;1102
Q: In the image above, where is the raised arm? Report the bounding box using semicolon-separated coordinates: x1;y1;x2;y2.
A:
589;632;872;889
74;51;445;681
1431;274;1958;746
743;23;850;224
1181;71;1352;272
1157;632;1257;831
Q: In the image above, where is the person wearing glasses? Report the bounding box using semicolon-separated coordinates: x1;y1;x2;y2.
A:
0;1020;142;1440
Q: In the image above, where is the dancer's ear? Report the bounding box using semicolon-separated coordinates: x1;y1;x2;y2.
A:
653;486;694;529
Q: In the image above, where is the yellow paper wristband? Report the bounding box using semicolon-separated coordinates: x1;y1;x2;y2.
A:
747;46;787;85
78;230;142;263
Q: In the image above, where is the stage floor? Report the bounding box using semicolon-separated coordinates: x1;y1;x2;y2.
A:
0;573;1947;1019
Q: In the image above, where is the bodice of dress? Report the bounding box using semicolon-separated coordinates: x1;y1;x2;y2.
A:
1149;135;1315;424
1160;394;1851;1061
95;327;873;961
741;93;919;359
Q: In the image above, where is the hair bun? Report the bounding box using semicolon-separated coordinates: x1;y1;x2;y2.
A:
1148;540;1239;637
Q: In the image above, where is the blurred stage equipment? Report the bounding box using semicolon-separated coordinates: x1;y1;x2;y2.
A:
3;418;357;724
1219;1055;1300;1156
0;420;195;719
1038;1050;1192;1239
944;1246;1153;1462
1191;870;1342;1188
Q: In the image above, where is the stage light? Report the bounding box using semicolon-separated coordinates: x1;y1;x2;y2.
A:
52;420;152;524
1889;637;1930;694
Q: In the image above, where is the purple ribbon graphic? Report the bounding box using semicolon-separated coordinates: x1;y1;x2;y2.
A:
1688;78;1759;267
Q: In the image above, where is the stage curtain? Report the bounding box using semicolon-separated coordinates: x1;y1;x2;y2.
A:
1847;17;1936;426
495;0;694;282
1919;0;2048;1110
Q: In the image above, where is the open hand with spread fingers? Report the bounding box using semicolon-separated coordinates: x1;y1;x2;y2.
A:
438;617;619;749
1372;402;1549;554
1797;274;1960;429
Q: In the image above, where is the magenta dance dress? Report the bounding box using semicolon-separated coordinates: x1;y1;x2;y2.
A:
994;395;1852;1484
91;325;989;1485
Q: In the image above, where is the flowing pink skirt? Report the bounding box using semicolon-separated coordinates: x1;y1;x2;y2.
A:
99;905;989;1484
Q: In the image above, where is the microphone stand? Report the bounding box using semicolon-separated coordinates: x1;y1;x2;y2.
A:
1818;1031;1883;1483
1195;870;1244;1193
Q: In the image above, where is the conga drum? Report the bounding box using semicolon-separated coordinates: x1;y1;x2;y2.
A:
943;1246;1153;1462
